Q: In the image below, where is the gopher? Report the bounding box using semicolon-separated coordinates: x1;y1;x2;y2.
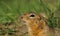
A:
20;12;55;36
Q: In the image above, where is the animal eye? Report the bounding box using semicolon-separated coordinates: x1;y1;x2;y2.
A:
30;14;35;17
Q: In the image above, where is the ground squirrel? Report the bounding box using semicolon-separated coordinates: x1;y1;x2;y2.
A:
20;12;55;36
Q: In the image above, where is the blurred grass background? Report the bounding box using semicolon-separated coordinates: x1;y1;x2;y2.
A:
0;0;60;36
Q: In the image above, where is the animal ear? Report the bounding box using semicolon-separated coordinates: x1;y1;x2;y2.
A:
38;19;46;29
39;13;48;19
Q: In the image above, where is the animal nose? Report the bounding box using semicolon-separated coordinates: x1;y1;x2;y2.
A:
21;16;23;19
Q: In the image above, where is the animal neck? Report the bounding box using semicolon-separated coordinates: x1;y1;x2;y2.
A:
27;22;48;36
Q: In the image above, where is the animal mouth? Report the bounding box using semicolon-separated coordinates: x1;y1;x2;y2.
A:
22;20;27;24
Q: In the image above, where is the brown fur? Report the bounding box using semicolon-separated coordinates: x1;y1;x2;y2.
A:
20;12;55;36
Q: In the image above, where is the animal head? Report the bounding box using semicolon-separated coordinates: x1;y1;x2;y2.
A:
20;12;42;24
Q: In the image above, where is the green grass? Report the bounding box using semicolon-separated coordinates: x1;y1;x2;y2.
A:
0;0;60;27
0;0;60;36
